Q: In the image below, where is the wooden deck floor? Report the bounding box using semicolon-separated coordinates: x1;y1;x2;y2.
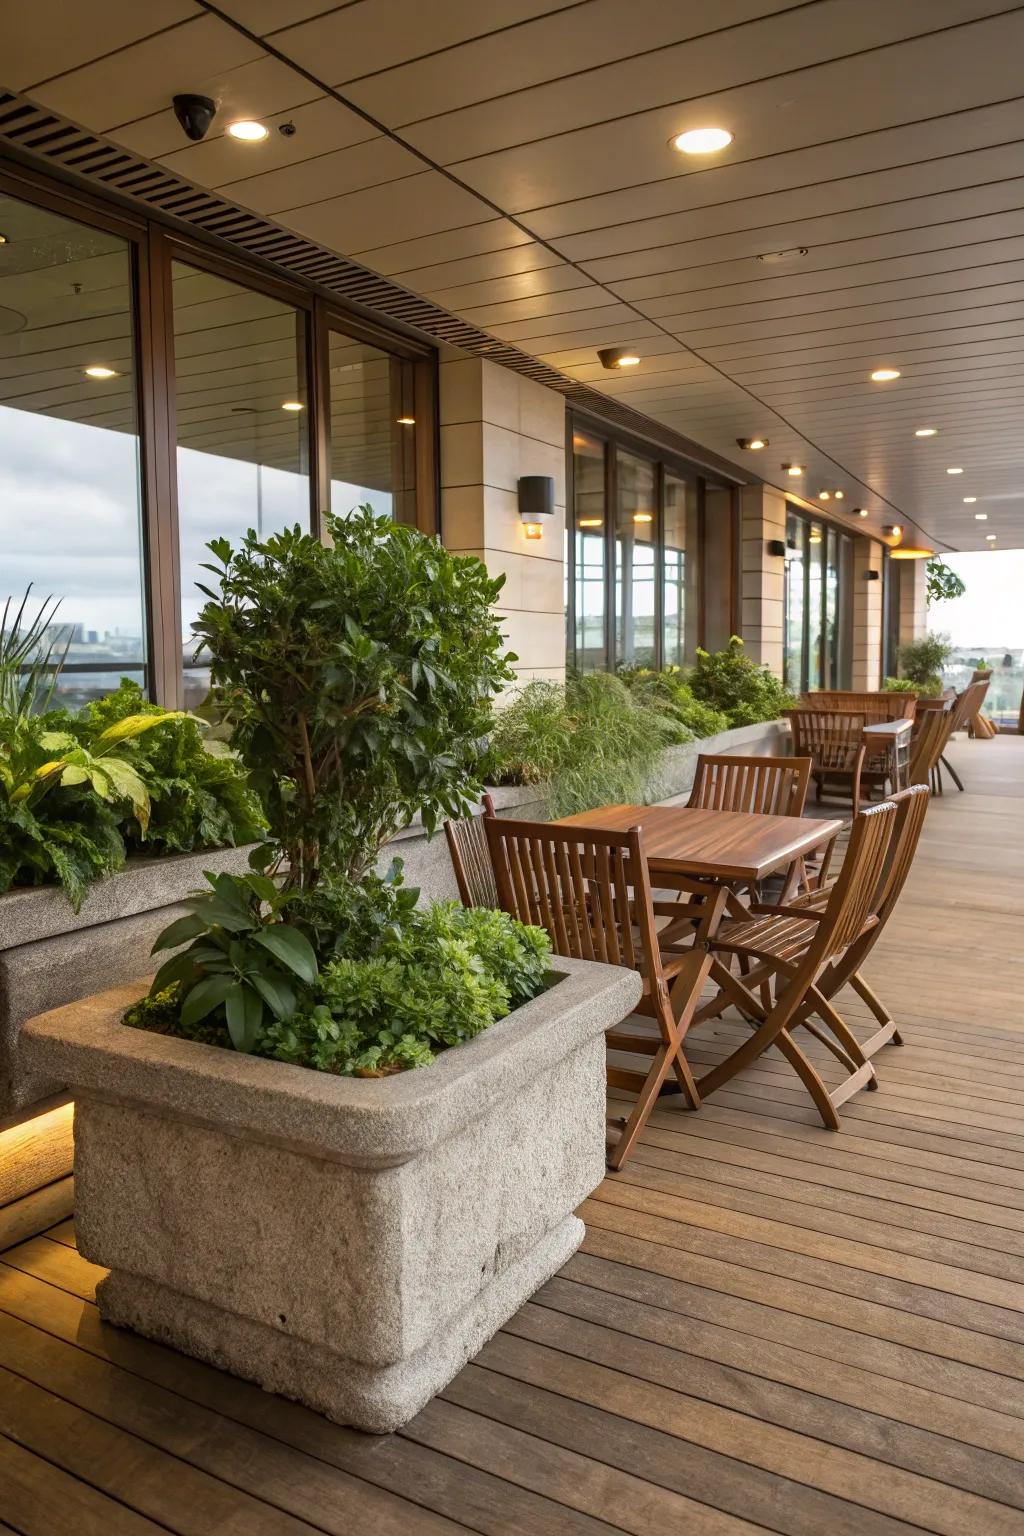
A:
3;736;1024;1535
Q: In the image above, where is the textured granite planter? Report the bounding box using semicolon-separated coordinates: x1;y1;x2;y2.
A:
21;957;641;1432
0;846;254;1118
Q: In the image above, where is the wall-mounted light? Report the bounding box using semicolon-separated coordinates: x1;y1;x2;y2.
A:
737;437;769;450
597;346;640;370
864;569;880;581
767;539;787;558
518;475;555;541
396;415;416;426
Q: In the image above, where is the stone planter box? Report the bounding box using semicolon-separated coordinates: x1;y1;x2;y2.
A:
384;718;791;903
21;958;641;1432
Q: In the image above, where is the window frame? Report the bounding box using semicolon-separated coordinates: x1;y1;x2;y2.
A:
0;153;440;710
783;501;855;693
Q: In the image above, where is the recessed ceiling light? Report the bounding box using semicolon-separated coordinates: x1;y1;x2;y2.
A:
737;436;768;450
975;512;988;520
671;127;733;155
986;533;997;541
833;490;844;500
633;511;654;524
281;400;304;411
83;365;118;379
227;120;269;142
597;346;640;369
818;490;830;501
883;525;904;539
870;368;901;382
914;427;937;437
783;463;804;477
963;496;977;503
857;508;869;517
0;232;7;245
396;415;415;425
577;518;602;528
756;248;808;265
946;466;964;475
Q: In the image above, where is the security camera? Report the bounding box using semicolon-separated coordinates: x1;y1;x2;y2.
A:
173;94;217;143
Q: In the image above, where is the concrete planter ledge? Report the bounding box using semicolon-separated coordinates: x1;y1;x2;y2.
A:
21;958;641;1432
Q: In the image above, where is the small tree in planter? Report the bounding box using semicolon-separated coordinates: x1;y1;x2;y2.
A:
22;510;641;1431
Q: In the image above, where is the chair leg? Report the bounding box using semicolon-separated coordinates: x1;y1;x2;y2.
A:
607;951;711;1171
940;752;965;792
850;971;904;1050
771;1028;842;1131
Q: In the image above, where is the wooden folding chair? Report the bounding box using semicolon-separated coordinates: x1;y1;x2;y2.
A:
444;794;499;908
484;815;714;1169
908;702;955;792
787;709;867;813
686;751;817;900
693;800;899;1128
938;678;990;791
802;690;916;720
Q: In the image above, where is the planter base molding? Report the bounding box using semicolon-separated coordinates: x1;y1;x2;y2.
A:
98;1212;582;1433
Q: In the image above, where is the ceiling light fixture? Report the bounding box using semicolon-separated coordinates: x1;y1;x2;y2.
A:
577;518;603;528
633;511;654;524
597;346;640;369
963;496;977;503
83;365;118;379
671;127;733;155
0;232;7;245
986;533;997;541
756;248;808;265
946;466;964;475
883;525;904;540
975;512;988;520
834;490;844;500
783;463;804;477
396;415;415;425
227;120;269;142
281;400;304;411
870;368;901;382
817;490;830;501
890;544;935;560
737;436;768;450
855;507;869;517
914;427;937;437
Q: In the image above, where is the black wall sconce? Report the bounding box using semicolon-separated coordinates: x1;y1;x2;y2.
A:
518;475;555;540
864;569;880;581
766;539;787;558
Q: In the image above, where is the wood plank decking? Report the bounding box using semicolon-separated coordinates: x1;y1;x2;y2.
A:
2;735;1023;1535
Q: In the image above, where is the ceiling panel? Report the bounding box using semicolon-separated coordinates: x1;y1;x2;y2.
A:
7;0;1024;550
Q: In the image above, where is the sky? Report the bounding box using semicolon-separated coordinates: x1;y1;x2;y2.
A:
926;550;1024;652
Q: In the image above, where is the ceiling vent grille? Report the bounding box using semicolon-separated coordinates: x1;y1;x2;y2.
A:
0;90;739;476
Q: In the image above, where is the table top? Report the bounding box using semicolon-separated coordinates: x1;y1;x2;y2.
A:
553;804;843;882
863;718;913;739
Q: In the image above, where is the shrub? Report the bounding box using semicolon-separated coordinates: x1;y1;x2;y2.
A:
193;508;514;885
894;633;952;695
882;677;929;695
687;637;796;726
485;670;690;817
619;666;729;737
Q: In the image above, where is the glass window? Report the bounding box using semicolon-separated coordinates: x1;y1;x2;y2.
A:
328;330;416;524
0;192;146;706
662;472;699;667
824;527;840;688
806;520;824;690
172;262;311;707
615;448;657;668
784;512;807;693
572;430;606;670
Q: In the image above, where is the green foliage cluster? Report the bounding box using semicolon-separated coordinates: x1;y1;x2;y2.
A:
192;507;514;885
484;671;690;818
888;632;953;696
0;671;264;910
127;858;550;1075
618;665;730;737
129;511;545;1079
687;637;797;726
881;677;931;695
925;558;967;606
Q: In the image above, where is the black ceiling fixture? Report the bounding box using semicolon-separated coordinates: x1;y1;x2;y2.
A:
173;94;217;143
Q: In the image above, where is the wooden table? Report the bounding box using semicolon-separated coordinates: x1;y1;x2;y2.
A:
555;803;842;885
863;717;913;790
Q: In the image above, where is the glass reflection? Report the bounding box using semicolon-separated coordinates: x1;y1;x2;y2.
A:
663;472;699;667
573;431;606;669
615;448;657;668
329;332;415;524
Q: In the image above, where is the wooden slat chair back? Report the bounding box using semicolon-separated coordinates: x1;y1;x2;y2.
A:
687;753;812;817
787;709;867;813
908;701;955;790
802;690;916;720
937;678;991;791
696;801;899;1128
484;815;713;1168
444;794;499;909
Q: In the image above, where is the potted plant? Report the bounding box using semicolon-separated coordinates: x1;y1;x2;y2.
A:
22;510;640;1432
884;633;953;698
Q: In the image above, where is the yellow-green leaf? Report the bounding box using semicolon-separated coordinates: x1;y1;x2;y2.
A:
94;711;185;748
60;765;90;787
101;757;151;829
39;730;77;751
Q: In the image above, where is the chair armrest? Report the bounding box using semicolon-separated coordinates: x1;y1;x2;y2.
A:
750;901;828;920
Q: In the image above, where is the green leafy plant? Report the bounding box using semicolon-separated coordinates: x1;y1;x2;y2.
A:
0;587;70;719
145;848;317;1052
687;637;797;726
618;665;729;737
192;508;515;886
484;671;689;817
81;680;264;855
925;559;966;606
893;632;952;695
882;676;928;695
